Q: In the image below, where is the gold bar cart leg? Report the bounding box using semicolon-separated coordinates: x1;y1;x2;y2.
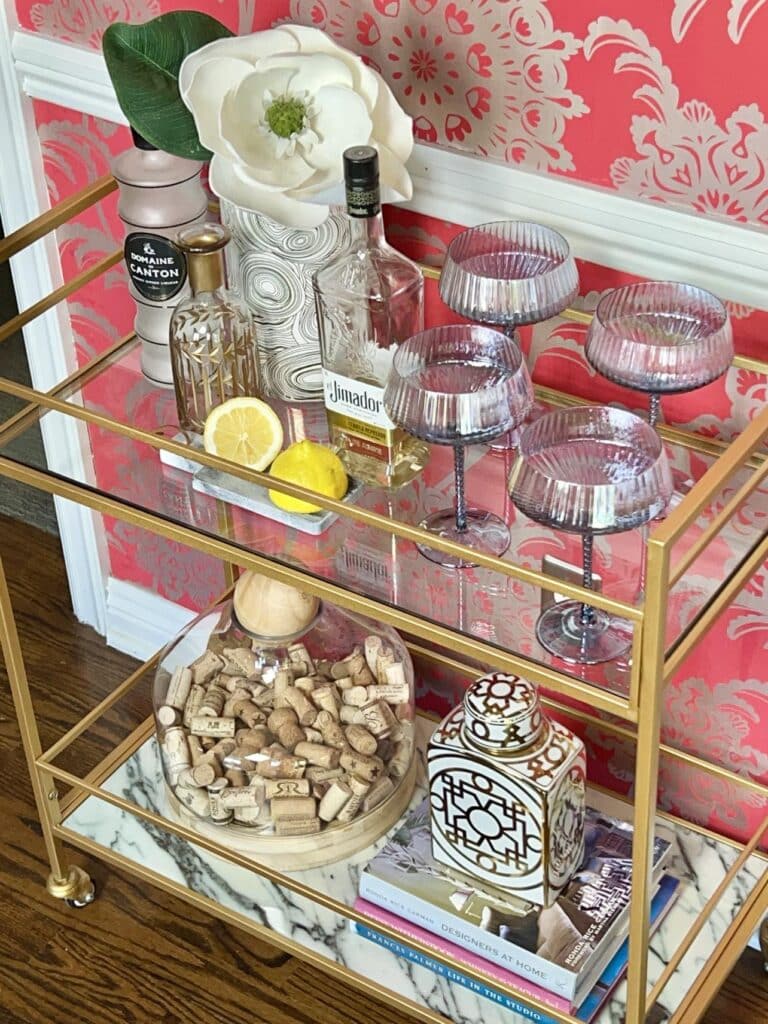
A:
625;536;670;1023
0;553;95;907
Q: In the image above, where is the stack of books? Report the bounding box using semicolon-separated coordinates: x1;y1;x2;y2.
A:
354;799;679;1022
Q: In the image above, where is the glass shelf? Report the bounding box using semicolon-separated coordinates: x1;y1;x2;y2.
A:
58;717;766;1024
0;335;764;711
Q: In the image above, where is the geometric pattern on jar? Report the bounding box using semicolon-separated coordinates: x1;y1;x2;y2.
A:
548;763;587;884
430;759;543;881
518;723;573;786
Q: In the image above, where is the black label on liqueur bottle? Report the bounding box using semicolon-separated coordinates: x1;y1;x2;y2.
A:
124;232;187;302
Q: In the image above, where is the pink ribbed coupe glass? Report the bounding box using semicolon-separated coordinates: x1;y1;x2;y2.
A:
585;281;733;430
509;406;673;664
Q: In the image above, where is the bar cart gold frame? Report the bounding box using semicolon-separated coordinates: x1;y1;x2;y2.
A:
0;175;766;1024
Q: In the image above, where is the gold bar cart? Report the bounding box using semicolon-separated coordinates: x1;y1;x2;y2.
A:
0;180;765;1024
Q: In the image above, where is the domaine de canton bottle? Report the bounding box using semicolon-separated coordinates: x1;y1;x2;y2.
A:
113;129;208;386
313;146;427;488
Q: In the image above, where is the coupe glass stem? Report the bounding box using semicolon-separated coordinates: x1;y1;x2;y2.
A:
454;445;468;532
648;392;662;429
580;533;596;626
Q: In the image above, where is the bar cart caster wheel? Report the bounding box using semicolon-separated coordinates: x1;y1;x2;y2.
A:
47;865;95;907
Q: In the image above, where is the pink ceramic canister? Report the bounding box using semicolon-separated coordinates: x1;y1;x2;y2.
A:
113;129;208;386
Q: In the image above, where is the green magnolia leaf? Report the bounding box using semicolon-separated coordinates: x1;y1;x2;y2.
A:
103;11;233;161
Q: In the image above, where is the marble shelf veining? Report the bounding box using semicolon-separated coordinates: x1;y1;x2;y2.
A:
62;724;764;1024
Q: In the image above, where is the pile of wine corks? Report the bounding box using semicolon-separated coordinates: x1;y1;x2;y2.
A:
158;634;414;837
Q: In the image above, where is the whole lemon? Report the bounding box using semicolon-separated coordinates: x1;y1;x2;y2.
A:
268;440;348;514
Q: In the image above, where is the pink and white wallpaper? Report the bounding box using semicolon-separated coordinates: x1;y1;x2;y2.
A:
14;0;767;843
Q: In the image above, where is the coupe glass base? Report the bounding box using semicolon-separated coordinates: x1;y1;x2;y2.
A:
536;600;633;665
417;509;510;568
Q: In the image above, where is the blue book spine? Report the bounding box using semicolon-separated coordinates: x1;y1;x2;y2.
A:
352;920;558;1024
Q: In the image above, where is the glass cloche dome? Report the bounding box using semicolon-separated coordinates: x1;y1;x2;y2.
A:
153;570;417;869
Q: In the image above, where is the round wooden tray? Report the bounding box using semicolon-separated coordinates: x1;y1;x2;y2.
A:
165;756;417;870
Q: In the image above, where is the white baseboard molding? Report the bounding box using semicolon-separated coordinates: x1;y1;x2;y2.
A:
12;29;768;310
106;576;196;662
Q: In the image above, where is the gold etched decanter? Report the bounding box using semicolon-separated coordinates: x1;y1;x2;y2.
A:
428;672;586;907
170;223;260;434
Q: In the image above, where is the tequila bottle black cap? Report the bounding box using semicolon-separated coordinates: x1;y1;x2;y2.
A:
343;145;379;188
130;127;157;151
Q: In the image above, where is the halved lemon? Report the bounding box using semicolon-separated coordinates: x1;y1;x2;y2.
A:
268;440;348;514
203;397;284;471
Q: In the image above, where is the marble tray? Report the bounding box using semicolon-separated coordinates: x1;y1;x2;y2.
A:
61;720;764;1024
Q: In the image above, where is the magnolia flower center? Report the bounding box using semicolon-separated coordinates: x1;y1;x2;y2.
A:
265;97;307;139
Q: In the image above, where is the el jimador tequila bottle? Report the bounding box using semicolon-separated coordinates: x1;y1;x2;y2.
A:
313;146;428;488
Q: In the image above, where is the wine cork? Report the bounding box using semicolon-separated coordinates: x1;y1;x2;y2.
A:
157;705;180;728
305;765;344;783
221;647;255;677
339;749;383;782
187;734;205;763
339;705;364;725
314;710;346;749
178;763;217;788
312;686;340;718
364;636;382;676
163;726;191;785
190;650;223;686
359;700;397;738
225;768;249;788
233;699;265;728
265;778;311;799
345;650;375;686
276;721;306;752
267;707;298;733
252;686;276;707
248;681;266;699
303;727;324;744
270;796;317;821
233;805;266;826
166;666;193;710
318;781;352;822
275;818;321;836
288;642;315;675
183;684;206;729
336;775;370;823
221;785;261;809
333;675;354;691
330;659;353;679
237;725;271;750
208;778;234;824
223;676;249;694
273;668;293;708
284;686;317;726
375;738;395;764
212;737;237;758
342;686;369;707
375;651;395;685
190;716;236;738
199;686;226;718
363;775;395;812
175;784;211;817
344;724;378;756
389;739;411;779
293;676;317;695
315;658;333;677
256;755;307;779
294;742;340;769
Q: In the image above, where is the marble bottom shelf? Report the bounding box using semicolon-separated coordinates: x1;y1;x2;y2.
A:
59;721;764;1024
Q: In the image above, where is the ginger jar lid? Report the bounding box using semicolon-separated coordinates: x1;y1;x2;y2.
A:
462;672;543;752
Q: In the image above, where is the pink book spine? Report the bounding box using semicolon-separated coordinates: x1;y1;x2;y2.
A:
354;898;571;1013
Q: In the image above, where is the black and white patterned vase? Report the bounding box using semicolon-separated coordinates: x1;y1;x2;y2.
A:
221;200;351;403
428;671;586;907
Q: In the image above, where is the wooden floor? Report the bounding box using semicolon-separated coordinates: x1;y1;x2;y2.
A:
0;514;765;1024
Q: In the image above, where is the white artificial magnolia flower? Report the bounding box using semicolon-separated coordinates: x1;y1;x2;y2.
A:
179;24;414;229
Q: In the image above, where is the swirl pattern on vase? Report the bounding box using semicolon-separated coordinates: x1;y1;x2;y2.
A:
221;199;351;401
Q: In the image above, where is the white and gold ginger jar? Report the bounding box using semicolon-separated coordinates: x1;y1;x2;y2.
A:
427;672;586;907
